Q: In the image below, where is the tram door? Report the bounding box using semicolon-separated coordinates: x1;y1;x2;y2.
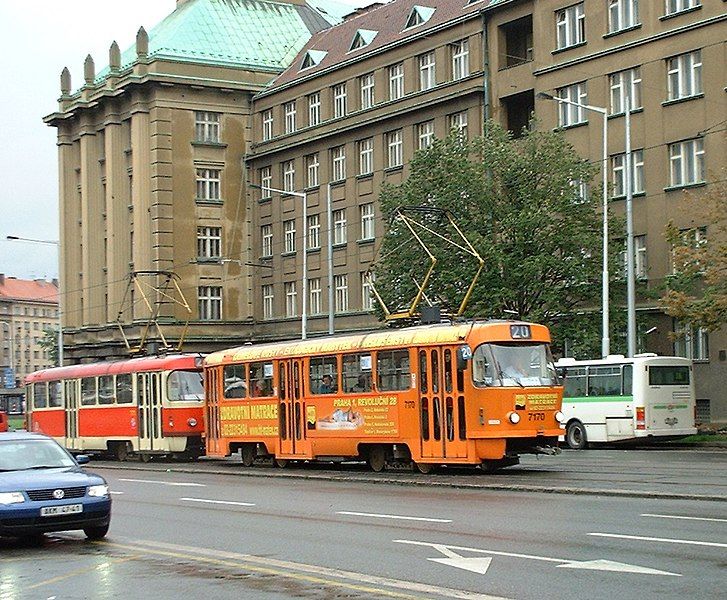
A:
278;359;307;457
137;372;163;452
418;347;468;459
64;380;80;450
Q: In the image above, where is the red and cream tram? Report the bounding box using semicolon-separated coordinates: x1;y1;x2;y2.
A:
25;355;204;460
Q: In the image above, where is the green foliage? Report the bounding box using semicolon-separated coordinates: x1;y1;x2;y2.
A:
39;328;60;367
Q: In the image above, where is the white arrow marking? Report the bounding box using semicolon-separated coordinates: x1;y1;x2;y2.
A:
590;532;727;548
180;497;255;507
641;513;727;523
119;478;205;487
557;559;680;576
429;557;493;575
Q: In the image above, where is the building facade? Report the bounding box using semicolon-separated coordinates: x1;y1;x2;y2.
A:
0;275;59;386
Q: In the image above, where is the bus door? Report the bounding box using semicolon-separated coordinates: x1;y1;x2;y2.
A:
278;359;307;457
64;380;80;450
419;347;468;459
137;372;163;452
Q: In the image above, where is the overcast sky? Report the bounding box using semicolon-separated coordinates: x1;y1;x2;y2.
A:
0;0;368;281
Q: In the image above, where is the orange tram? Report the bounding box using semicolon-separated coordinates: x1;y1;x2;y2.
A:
25;355;205;461
204;321;565;472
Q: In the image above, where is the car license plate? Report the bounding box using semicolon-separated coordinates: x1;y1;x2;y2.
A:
40;504;83;517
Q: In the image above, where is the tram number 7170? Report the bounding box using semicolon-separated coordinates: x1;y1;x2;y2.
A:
528;412;545;421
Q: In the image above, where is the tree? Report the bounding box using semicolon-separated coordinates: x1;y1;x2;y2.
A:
39;328;60;367
659;180;727;332
373;121;622;356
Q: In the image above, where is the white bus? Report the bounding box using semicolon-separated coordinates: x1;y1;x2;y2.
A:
555;354;697;449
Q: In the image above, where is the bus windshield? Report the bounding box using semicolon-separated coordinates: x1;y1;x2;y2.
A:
167;370;204;402
473;343;558;388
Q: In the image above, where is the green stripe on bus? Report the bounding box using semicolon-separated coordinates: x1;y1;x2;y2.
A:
652;404;689;409
565;396;634;403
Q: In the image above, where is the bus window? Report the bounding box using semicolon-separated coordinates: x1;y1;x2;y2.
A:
223;364;247;399
81;378;97;405
343;353;372;393
250;362;274;397
587;366;621;397
378;350;410;392
48;381;62;408
649;366;690;386
563;367;587;397
622;364;633;396
418;351;428;393
169;370;205;401
98;376;115;405
116;374;133;404
310;356;338;394
33;383;48;409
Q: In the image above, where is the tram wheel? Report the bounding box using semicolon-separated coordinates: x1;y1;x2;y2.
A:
113;442;130;462
274;458;289;469
241;445;256;467
368;445;387;473
566;420;588;450
414;461;434;474
139;453;153;463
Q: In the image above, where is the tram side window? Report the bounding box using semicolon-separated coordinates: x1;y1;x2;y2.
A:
33;383;48;409
250;362;274;397
98;376;115;405
563;367;587;398
223;364;247;398
168;370;204;401
310;356;339;394
81;378;97;405
378;350;410;392
343;353;372;393
587;366;621;397
116;374;133;404
48;381;62;408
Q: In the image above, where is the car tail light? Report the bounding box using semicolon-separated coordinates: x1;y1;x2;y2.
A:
636;407;646;430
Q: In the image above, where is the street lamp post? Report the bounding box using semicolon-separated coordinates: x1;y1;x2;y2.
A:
538;92;610;358
248;185;309;340
0;321;15;386
6;236;62;366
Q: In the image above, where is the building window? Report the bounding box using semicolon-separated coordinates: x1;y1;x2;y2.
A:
195;111;220;143
667;50;702;101
196;168;221;202
309;278;322;315
361;272;375;311
556;3;585;50
360;73;375;110
197;226;221;259
261;224;273;257
449;111;468;138
260;166;272;199
307;214;320;250
674;321;708;360
609;67;642;114
283;160;295;192
611;149;644;197
389;63;404;100
334;274;348;313
609;0;639;33
332;145;346;182
308;92;321;126
358;138;373;175
285;282;297;317
306;153;319;188
451;39;469;80
262;109;273;141
665;0;700;16
284;219;296;254
419;52;436;91
386;129;403;168
417;120;435;150
333;209;347;245
284;101;296;134
672;226;707;274
333;83;347;118
669;139;705;187
198;286;222;321
556;82;587;126
360;203;375;240
634;235;647;279
262;284;274;319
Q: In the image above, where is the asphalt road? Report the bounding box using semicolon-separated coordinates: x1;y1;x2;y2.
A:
1;449;725;600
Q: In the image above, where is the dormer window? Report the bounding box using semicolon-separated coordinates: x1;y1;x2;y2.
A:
300;50;327;71
349;29;378;52
404;6;435;30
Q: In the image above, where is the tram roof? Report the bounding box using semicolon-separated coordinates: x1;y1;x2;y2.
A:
205;321;551;366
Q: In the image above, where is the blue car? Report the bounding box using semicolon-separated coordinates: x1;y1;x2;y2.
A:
0;432;111;540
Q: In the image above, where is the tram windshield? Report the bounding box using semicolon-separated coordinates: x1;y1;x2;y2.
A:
472;343;558;387
167;370;204;401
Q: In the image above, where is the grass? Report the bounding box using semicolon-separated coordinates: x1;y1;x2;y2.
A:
672;433;727;443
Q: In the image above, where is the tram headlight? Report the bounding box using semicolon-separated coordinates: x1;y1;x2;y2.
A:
555;411;565;423
187;418;198;427
508;412;521;425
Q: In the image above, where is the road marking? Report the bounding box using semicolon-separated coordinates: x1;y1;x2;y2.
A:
589;532;727;548
105;537;503;599
395;540;680;577
641;513;727;523
180;497;255;507
118;478;205;487
427;544;492;575
337;511;452;523
110;491;124;495
24;555;139;591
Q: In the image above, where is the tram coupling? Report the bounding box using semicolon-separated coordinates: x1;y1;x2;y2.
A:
533;445;561;456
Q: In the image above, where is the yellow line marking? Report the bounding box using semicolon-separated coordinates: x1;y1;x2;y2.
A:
23;555;139;591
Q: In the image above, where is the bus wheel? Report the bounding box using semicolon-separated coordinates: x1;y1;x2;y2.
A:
414;462;434;474
566;420;588;450
240;445;256;467
274;458;289;469
113;442;130;462
368;445;386;472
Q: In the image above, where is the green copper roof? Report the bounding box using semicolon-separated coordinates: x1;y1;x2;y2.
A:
97;0;337;81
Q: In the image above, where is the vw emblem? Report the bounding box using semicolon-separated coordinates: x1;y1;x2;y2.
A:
53;489;65;499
